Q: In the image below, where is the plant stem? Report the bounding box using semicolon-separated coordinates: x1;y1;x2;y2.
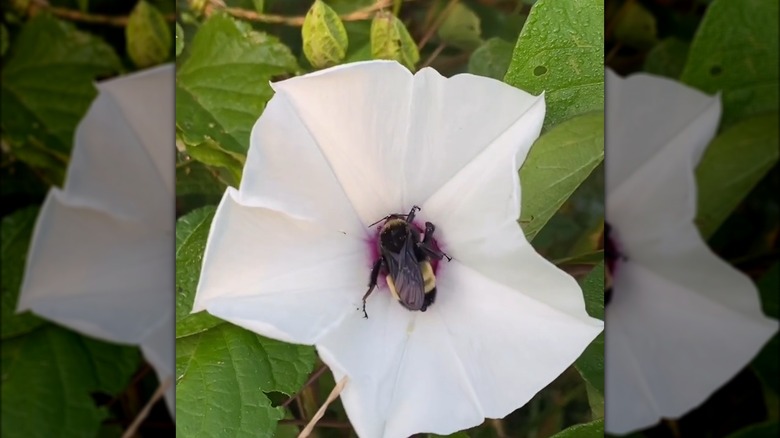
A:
30;0;174;27
420;42;446;68
281;363;329;408
417;0;459;49
279;419;352;429
207;0;403;26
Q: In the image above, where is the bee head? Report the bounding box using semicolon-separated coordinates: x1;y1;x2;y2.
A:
379;219;412;252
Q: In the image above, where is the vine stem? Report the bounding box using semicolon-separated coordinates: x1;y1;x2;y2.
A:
281;363;329;408
417;0;459;49
420;42;446;68
121;377;172;438
279;419;352;429
30;0;174;27
206;0;406;26
298;376;349;438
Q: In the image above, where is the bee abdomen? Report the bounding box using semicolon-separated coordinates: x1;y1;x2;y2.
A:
420;261;436;293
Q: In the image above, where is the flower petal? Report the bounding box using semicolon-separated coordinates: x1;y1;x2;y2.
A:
239;83;364;234
635;223;777;322
193;189;370;345
605;258;777;434
605;69;719;193
140;313;175;416
94;64;174;193
65;64;174;220
420;92;544;252
417;94;587;319
606;71;721;245
271;60;545;224
318;261;602;438
270;61;412;224
424;211;591;319
17;189;171;344
403;68;545;205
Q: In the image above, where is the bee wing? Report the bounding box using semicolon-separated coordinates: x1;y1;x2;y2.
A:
383;238;426;311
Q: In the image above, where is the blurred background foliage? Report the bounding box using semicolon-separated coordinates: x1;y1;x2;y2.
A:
175;0;605;437
1;0;175;436
606;0;778;437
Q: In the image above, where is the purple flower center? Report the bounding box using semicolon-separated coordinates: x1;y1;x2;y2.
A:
604;222;624;306
605;222;619;275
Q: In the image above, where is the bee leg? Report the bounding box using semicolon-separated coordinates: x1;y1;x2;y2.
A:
405;205;421;223
362;259;383;318
420;222;452;261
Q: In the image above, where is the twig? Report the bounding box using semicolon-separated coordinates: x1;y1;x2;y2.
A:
605;42;622;65
105;364;153;409
417;0;459;49
281;363;329;408
279;419;353;429
490;419;509;438
208;0;398;26
298;376;349;438
30;0;174;27
420;42;446;68
121;377;172;438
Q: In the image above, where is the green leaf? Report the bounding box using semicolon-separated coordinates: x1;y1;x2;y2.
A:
553;249;604;267
1;207;46;339
695;113;779;238
585;380;604;418
757;263;779;319
726;422;779;438
1;14;121;173
127;0;173;67
643;37;689;79
751;264;779;394
575;263;604;396
680;0;779;128
1;325;140;437
370;10;419;70
1;24;8;57
468;37;514;80
344;20;373;63
579;262;604;320
519;112;604;241
437;2;483;51
176;14;298;157
176;160;227;197
549;418;604;438
184;138;244;187
753;335;779;394
8;138;68;186
252;0;264;13
176;323;316;437
302;0;348;69
80;336;141;395
175;22;184;56
504;0;604;129
613;0;658;49
176;206;223;338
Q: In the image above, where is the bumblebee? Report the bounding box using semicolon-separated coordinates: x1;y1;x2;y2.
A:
362;206;451;318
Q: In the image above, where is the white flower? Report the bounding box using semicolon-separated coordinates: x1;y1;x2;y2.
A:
604;69;778;435
193;60;603;438
17;65;175;415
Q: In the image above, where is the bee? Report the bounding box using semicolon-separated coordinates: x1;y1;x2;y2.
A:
362;206;451;318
